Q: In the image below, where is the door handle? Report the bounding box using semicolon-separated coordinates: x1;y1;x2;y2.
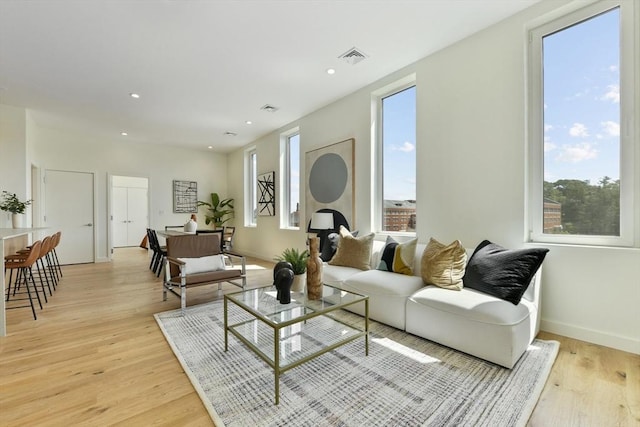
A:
85;223;93;226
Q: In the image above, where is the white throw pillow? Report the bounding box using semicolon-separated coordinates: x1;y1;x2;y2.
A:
178;255;226;274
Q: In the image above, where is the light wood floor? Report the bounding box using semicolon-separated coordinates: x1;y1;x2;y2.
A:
1;248;638;426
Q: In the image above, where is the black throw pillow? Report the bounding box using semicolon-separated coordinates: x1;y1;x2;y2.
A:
463;240;549;305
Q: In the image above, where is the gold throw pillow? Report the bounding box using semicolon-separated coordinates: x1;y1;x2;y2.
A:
328;226;375;270
421;238;467;290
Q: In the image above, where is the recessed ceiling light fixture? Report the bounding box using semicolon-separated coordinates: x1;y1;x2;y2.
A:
260;104;279;113
121;132;128;136
245;120;252;125
208;145;213;149
129;93;140;99
326;68;336;75
224;131;237;137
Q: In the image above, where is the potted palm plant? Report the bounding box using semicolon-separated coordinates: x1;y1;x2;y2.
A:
0;191;32;228
274;247;309;292
197;192;234;229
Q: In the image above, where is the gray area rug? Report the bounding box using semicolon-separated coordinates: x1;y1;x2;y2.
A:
155;300;558;427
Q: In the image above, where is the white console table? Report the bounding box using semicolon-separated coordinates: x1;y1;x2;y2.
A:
0;228;47;336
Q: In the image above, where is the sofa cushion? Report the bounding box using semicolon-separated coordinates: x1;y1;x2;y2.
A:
409;285;533;326
420;238;467;290
344;269;425;298
328;226;374;270
463;240;549;305
377;236;417;275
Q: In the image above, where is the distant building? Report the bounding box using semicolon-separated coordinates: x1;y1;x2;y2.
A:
383;200;416;232
290;203;300;227
543;198;562;233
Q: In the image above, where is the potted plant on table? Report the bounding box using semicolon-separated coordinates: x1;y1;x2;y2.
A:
197;192;234;229
274;247;309;292
0;191;32;229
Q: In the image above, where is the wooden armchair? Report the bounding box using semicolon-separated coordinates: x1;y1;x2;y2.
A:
162;234;246;315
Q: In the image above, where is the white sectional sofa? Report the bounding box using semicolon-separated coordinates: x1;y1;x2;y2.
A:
322;240;542;368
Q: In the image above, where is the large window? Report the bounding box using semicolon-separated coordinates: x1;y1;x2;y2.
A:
528;0;636;246
245;147;257;226
376;82;417;233
280;129;300;228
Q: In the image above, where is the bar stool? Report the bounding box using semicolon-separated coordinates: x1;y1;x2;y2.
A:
4;240;43;320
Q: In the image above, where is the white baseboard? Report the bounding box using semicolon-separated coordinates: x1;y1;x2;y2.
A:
541;319;640;355
95;257;111;263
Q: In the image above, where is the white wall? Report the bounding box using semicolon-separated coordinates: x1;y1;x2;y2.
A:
0;105;28;228
28;123;229;261
227;0;640;354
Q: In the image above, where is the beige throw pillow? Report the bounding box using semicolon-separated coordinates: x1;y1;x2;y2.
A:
421;238;467;290
328;226;374;270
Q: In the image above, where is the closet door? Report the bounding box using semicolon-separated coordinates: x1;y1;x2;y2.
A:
126;187;148;246
112;186;129;247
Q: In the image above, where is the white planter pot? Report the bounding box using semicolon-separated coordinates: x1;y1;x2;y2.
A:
11;213;24;229
292;273;306;292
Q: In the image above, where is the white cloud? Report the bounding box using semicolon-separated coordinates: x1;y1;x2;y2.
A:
601;120;620;137
602;84;620;103
544;141;557;152
391;141;415;153
609;65;619;72
543;103;548;110
555;143;598;163
544;123;553;132
569;123;589;137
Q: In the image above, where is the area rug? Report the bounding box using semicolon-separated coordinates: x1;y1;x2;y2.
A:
155;300;558;427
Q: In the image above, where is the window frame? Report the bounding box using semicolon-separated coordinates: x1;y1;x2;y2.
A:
526;0;637;247
244;146;257;227
372;75;417;235
279;127;300;229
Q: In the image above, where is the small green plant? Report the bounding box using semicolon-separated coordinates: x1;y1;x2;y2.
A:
0;191;32;214
274;248;309;275
197;192;234;228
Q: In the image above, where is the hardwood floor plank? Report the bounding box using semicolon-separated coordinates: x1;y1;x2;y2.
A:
1;247;638;426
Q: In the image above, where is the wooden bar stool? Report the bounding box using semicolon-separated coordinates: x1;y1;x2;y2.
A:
4;240;43;320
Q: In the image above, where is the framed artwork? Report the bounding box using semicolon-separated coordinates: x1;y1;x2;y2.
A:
173;180;198;213
257;171;276;216
305;138;355;230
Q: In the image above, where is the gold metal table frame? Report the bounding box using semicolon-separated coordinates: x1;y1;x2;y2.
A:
224;284;369;405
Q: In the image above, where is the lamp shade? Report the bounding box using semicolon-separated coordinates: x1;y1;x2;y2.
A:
310;212;334;230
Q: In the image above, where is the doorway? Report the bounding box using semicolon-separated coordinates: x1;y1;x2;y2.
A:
111;175;149;248
44;169;95;264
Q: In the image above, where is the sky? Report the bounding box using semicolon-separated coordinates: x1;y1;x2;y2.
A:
542;7;620;185
383;86;417;201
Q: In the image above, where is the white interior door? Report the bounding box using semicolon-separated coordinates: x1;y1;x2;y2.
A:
44;170;95;264
112;187;128;247
126;187;148;246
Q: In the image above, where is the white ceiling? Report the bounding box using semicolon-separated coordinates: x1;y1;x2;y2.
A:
0;0;540;152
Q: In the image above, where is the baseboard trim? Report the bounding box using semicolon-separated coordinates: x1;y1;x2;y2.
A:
96;257;110;263
541;319;640;355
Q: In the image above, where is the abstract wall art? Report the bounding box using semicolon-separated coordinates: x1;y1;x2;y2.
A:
173;180;198;213
257;171;276;216
305;138;355;230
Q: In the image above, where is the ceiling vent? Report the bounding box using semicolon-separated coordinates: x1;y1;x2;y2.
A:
223;131;237;137
260;104;279;113
339;47;368;65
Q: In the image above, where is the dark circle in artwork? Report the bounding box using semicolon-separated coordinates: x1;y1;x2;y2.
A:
309;153;348;203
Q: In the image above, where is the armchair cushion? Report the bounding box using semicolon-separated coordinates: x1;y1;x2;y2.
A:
178;254;226;274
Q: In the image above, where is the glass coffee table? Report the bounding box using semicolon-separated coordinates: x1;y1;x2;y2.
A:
224;283;369;404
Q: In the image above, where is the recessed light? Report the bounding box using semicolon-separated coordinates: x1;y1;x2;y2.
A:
245;120;252;125
121;132;128;136
326;68;336;75
129;93;140;99
208;146;213;149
